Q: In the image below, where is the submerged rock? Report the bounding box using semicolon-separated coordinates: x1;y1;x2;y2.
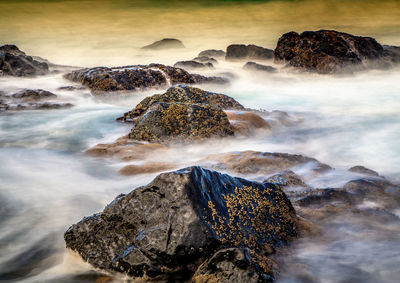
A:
243;62;277;73
348;165;379;177
225;110;271;136
117;85;244;122
0;44;49;77
11;89;56;101
226;44;274;61
193;56;218;65
274;30;400;73
141;38;184;50
64;64;227;93
128;102;234;143
64;166;297;281
198;49;226;58
174;60;213;69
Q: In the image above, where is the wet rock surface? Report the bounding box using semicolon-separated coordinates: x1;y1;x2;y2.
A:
243;62;277;73
226;44;274;61
141;38;185;50
118;85;244;122
64;166;297;281
0;89;73;111
64;64;228;93
174;60;214;69
0;45;49;77
274;30;400;73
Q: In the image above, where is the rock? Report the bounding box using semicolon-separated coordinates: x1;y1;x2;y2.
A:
11;89;56;101
243;62;277;73
141;38;185;50
193;56;218;65
226;44;274;61
117;85;244;122
274;30;400;73
57;86;86;91
348;166;379;176
85;135;168;161
64;64;228;93
198;49;226;58
64;166;297;281
264;170;308;190
192;248;272;283
119;162;176;176
4;102;73;111
0;44;49;77
383;45;400;63
174;60;213;69
225;110;271;136
128;102;234;143
295;188;356;207
202;151;332;176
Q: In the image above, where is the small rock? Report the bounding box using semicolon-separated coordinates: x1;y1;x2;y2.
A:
198;49;226;58
243;62;277;73
226;44;274;61
348;166;379;176
11;89;56;101
141;38;185;50
119;162;176;176
174;60;213;69
193;56;218;64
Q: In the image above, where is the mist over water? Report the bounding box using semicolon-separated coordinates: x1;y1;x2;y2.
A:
1;0;400;282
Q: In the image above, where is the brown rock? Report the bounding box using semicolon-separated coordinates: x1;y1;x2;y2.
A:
119;162;176;176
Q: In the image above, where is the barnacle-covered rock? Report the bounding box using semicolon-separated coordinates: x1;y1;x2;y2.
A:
226;44;274;61
64;166;297;281
64;64;227;93
118;85;244;122
274;30;400;73
0;45;49;77
128;102;234;143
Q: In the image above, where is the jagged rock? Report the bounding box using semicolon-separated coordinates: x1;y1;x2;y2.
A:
243;62;277;73
64;64;227;93
174;60;213;69
0;44;49;77
198;49;226;58
64;167;297;281
11;89;56;101
117;85;244;122
226;44;274;61
274;30;400;73
141;38;184;50
348;166;379;176
192;248;272;283
202;151;332;176
128;102;234;143
193;56;218;64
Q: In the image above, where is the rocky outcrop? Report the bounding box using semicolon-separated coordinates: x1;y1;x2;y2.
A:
198;49;226;58
0;89;73;111
174;60;213;69
274;30;400;73
128;102;234;143
0;45;49;77
64;166;297;281
141;38;184;50
226;44;274;61
117;85;244;122
64;64;227;93
243;62;277;73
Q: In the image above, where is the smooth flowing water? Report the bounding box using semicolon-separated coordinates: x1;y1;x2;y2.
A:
1;0;400;282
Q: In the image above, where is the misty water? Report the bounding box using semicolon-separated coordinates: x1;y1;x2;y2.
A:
1;0;400;282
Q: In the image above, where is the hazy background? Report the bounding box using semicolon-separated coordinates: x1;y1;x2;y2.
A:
1;0;400;66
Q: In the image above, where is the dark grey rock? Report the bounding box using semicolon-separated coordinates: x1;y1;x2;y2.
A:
141;38;184;50
193;56;218;64
348;166;379;176
226;44;274;61
243;62;277;73
198;49;226;58
174;60;213;69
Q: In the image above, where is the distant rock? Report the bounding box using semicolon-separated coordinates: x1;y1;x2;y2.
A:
193;56;218;64
0;89;73;111
141;38;184;50
198;49;226;58
64;64;228;93
128;102;234;143
64;166;297;281
274;30;400;73
117;85;244;122
0;44;49;77
243;62;276;73
174;60;213;69
226;44;274;61
348;165;379;177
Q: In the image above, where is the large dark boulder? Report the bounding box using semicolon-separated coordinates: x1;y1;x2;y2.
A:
64;166;297;281
128;102;234;143
0;45;49;77
141;38;185;50
274;30;400;73
226;44;274;61
64;64;227;93
118;85;244;122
